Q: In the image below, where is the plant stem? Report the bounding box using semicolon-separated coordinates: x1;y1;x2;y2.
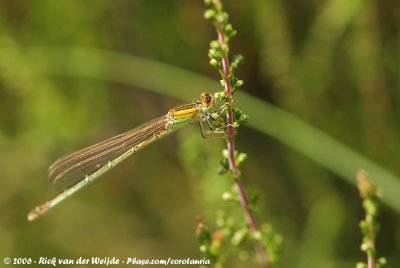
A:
368;254;375;268
356;169;386;268
367;224;375;268
216;23;271;268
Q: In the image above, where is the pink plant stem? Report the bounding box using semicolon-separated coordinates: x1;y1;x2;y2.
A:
368;256;374;268
367;229;375;268
217;29;271;268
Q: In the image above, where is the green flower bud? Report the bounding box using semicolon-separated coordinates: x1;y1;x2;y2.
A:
204;9;216;20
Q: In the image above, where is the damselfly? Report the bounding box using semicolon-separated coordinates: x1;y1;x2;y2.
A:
28;92;222;221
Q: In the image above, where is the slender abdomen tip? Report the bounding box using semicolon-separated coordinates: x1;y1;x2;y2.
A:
27;205;47;221
27;209;40;221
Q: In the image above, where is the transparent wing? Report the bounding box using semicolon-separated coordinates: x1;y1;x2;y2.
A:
48;115;168;192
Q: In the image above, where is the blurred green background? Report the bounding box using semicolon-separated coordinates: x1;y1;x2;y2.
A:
0;0;399;267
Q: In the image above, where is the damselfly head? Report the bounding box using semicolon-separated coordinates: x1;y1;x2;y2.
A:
200;92;216;110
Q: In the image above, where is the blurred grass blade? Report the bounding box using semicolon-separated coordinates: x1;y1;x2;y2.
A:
3;46;399;212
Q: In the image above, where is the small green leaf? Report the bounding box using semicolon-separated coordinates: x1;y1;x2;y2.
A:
236;152;247;167
230;54;244;73
210;40;221;49
237;113;249;125
224;23;233;33
377;257;387;265
222;191;233;201
216;11;229;24
220;42;229;55
222;149;229;158
214;91;228;101
204;0;213;6
363;199;378;217
231;227;248;246
228;74;238;86
252;230;262;241
234;79;244;88
204;9;217;20
208;48;221;61
199;244;207;253
218;158;229;175
356;262;367;268
209;58;221;69
360;242;370;252
233;107;249;125
224;24;237;40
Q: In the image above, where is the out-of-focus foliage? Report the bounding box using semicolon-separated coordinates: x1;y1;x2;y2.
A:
0;1;399;267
